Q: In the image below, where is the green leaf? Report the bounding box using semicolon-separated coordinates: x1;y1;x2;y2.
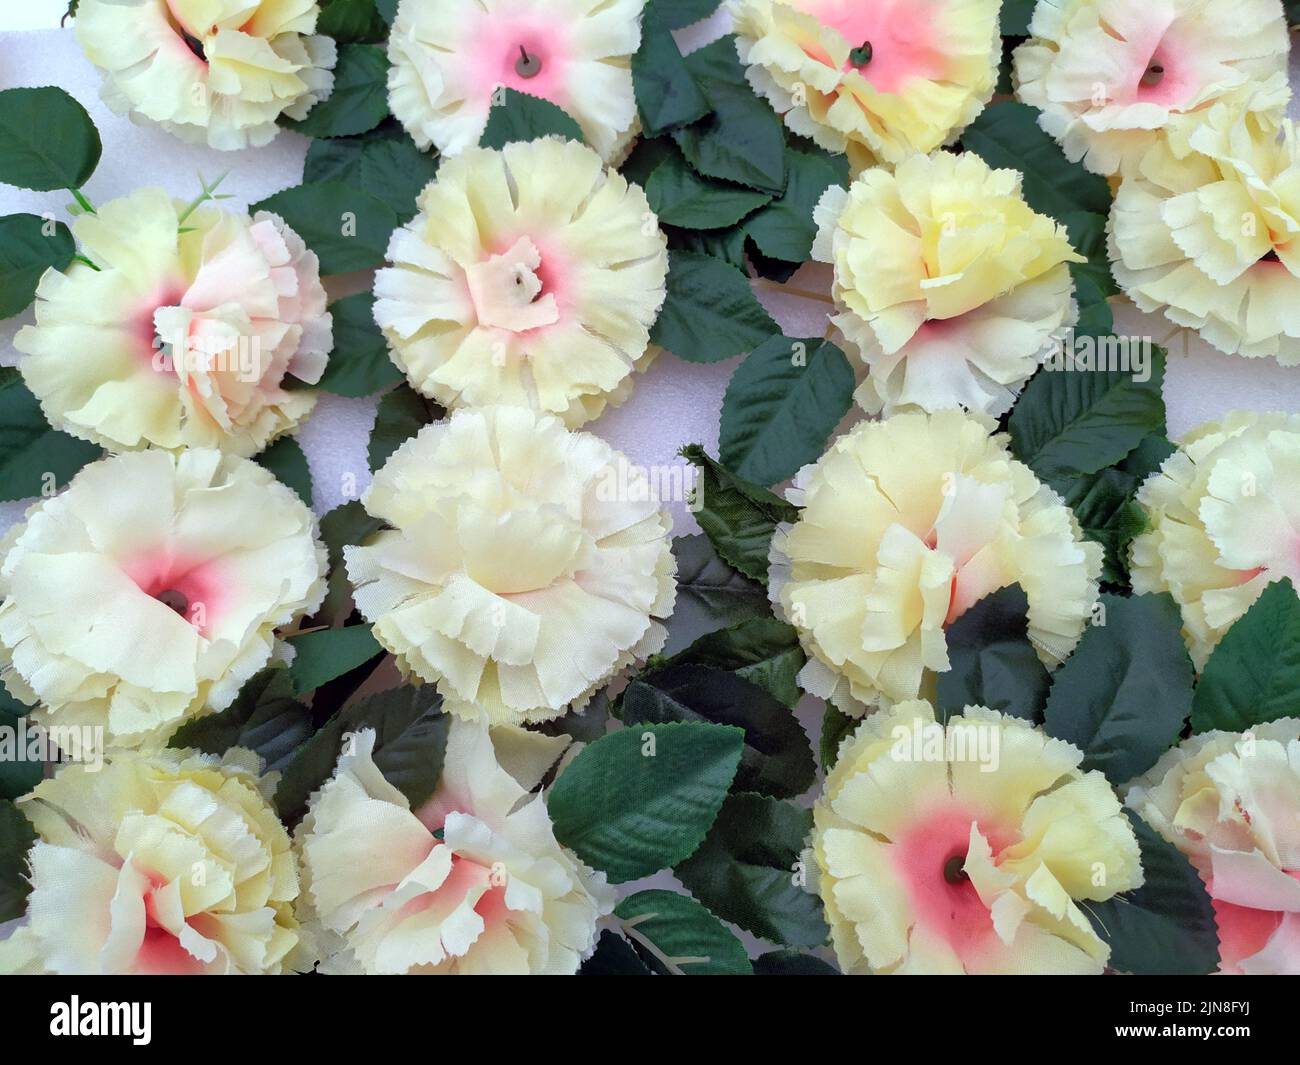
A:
632;10;710;136
615;889;752;974
1087;810;1219;975
255;435;312;507
623;665;815;799
962;101;1112;221
252;181;398;274
480;88;584;148
720;335;854;487
316;500;387;625
169;667;312;772
676;792;826;947
651;251;777;363
316;0;388;42
0;86;101;191
753;949;839;975
282;43;389;138
0;707;42;801
1065;210;1119;301
651;0;722;29
0;367;100;503
548;721;743;882
1000;0;1036;35
681;445;797;582
1043;593;1193;785
1009;346;1166;483
0;798;35;922
745;149;847;263
650;617;804;707
682;34;750;87
304;126;439;223
275;684;449;823
369;384;444;471
315;292;404;397
0;213;74;318
580;930;653;975
820;705;857;771
646;151;770;229
1191;579;1300;733
936;585;1051;724
375;0;397;23
664;534;771;656
665;221;748;270
286;625;383;696
674;77;786;194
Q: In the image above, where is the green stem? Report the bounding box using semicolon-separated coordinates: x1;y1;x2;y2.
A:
68;188;95;215
72;254;101;272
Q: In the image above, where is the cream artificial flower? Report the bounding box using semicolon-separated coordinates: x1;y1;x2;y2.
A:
74;0;336;150
1013;0;1290;178
770;410;1102;715
1130;411;1300;668
16;187;332;457
387;0;642;162
297;719;612;974
1109;94;1300;362
0;450;327;749
0;747;301;975
345;406;676;725
811;700;1142;974
374;139;667;427
813;151;1084;416
1126;720;1300;975
730;0;1001;173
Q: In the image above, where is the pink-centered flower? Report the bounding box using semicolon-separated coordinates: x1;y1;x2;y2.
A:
387;0;643;162
16;187;331;457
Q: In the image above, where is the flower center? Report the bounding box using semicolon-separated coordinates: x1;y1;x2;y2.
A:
515;44;542;79
943;853;969;885
1140;61;1165;88
849;41;873;67
155;588;190;616
465;237;560;334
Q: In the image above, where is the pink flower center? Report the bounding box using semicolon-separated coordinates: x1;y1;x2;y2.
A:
462;13;574;108
122;550;226;636
797;0;945;92
131;283;188;367
163;0;211;65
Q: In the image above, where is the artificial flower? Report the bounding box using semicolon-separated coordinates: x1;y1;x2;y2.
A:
1130;411;1300;668
387;0;642;162
730;0;1002;173
74;0;337;150
373;138;668;427
0;747;302;975
770;410;1102;714
16;187;332;457
810;700;1143;974
297;718;612;974
345;406;676;725
1108;93;1300;362
1013;0;1290;178
1126;720;1300;975
0;449;327;750
813;151;1084;416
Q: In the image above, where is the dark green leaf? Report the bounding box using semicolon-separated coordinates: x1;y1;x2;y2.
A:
681;34;749;88
633;10;710;136
169;667;312;772
753;949;839;975
614;889;752;974
681;445;797;582
745;149;847;263
282;44;389;138
252;181;398;274
375;0;397;23
623;665;815;799
0;798;35;922
0;213;74;318
0;707;42;800
676;792;826;947
1000;0;1036;35
1065;210;1119;301
1043;593;1193;785
368;383;443;471
286;625;383;695
646;151;770;229
820;705;857;771
651;617;804;707
316;292;404;397
316;0;388;42
480;88;584;148
720;335;854;487
936;585;1051;724
305;126;439;223
651;0;722;29
651;251;777;363
664;534;771;656
1191;579;1300;733
665;221;748;270
674;77;786;193
316;500;387;625
548;721;743;882
1087;810;1219;975
580;930;653;974
0;367;100;502
0;86;101;191
255;435;312;507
